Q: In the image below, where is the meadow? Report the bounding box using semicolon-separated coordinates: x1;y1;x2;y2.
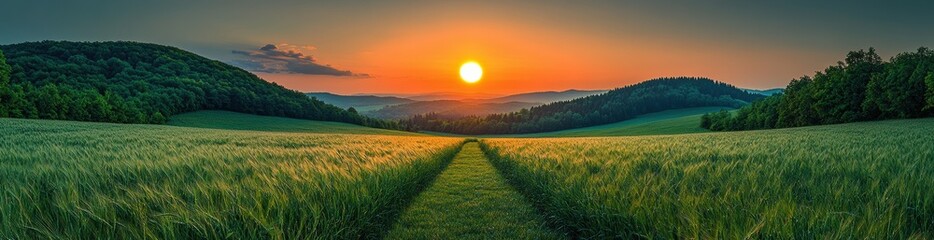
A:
489;107;729;138
481;118;934;239
0;118;462;239
168;110;421;136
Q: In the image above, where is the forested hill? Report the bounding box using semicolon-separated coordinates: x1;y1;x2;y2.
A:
0;41;396;129
703;47;934;131
400;77;763;134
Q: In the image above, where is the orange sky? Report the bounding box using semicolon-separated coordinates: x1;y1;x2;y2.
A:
256;18;826;95
12;2;927;95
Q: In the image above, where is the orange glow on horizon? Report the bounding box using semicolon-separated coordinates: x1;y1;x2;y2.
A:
256;19;817;95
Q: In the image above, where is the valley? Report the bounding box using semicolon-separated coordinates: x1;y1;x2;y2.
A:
2;7;933;237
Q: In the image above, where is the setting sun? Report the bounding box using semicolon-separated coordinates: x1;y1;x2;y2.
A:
460;62;483;83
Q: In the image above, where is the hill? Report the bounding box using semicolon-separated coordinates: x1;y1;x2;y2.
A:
305;92;415;110
0;41;394;129
401;77;763;135
168;110;421;135
705;47;934;131
367;100;540;119
310;90;607;120
478;89;608;103
489;107;730;137
742;88;784;96
398;92;502;101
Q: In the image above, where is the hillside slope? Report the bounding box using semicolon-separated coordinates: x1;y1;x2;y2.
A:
0;41;392;128
489;107;730;137
402;77;763;134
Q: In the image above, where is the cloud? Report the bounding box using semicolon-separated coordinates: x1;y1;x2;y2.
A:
230;44;368;77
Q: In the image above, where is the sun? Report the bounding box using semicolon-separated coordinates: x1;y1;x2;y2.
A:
460;61;483;83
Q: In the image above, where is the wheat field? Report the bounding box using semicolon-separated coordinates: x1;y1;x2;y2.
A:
0;118;463;239
481;118;934;239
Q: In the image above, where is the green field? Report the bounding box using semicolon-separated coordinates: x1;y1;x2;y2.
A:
3;113;932;239
480;107;730;138
481;118;934;238
0;117;460;239
168;110;421;136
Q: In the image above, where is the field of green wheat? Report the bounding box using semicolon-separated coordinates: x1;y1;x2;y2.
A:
481;118;934;239
0;118;463;239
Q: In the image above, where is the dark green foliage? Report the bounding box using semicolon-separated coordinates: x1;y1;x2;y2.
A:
0;49;9;84
926;73;934;112
0;41;397;129
0;49;12;116
705;47;934;131
402;77;762;135
863;48;932;119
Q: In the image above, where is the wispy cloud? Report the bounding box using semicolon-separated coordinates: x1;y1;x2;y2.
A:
231;44;368;77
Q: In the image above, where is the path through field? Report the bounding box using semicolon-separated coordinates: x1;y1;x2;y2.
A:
385;142;564;239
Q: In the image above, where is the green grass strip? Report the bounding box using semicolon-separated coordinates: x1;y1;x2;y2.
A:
385;142;565;239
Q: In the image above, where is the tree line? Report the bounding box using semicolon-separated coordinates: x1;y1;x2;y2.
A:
0;41;398;129
400;77;763;134
703;47;934;131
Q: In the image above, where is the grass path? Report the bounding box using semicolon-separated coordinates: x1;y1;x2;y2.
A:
385;142;565;239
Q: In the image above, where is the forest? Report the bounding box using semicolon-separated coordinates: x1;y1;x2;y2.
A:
400;77;763;134
0;41;396;129
703;47;934;131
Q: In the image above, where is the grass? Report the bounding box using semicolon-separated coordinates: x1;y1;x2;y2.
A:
4;111;932;239
168;110;421;136
423;107;729;138
385;142;564;239
0;117;462;239
480;118;934;238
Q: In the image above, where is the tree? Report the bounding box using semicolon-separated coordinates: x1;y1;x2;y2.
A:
0;49;9;85
705;47;933;132
864;47;932;119
0;49;11;117
150;111;166;124
925;72;934;113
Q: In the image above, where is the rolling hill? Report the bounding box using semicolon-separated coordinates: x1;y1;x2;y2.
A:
477;89;608;103
488;107;731;137
309;89;608;120
401;77;764;135
743;88;784;96
367;100;541;119
305;92;415;110
0;41;392;129
394;92;503;101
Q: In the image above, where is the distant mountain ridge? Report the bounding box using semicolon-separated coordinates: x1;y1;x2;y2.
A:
400;77;765;134
307;89;609;119
743;88;784;96
476;89;608;103
367;100;541;120
306;92;415;109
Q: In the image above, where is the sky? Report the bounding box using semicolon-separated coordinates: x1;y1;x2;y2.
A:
2;0;934;95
